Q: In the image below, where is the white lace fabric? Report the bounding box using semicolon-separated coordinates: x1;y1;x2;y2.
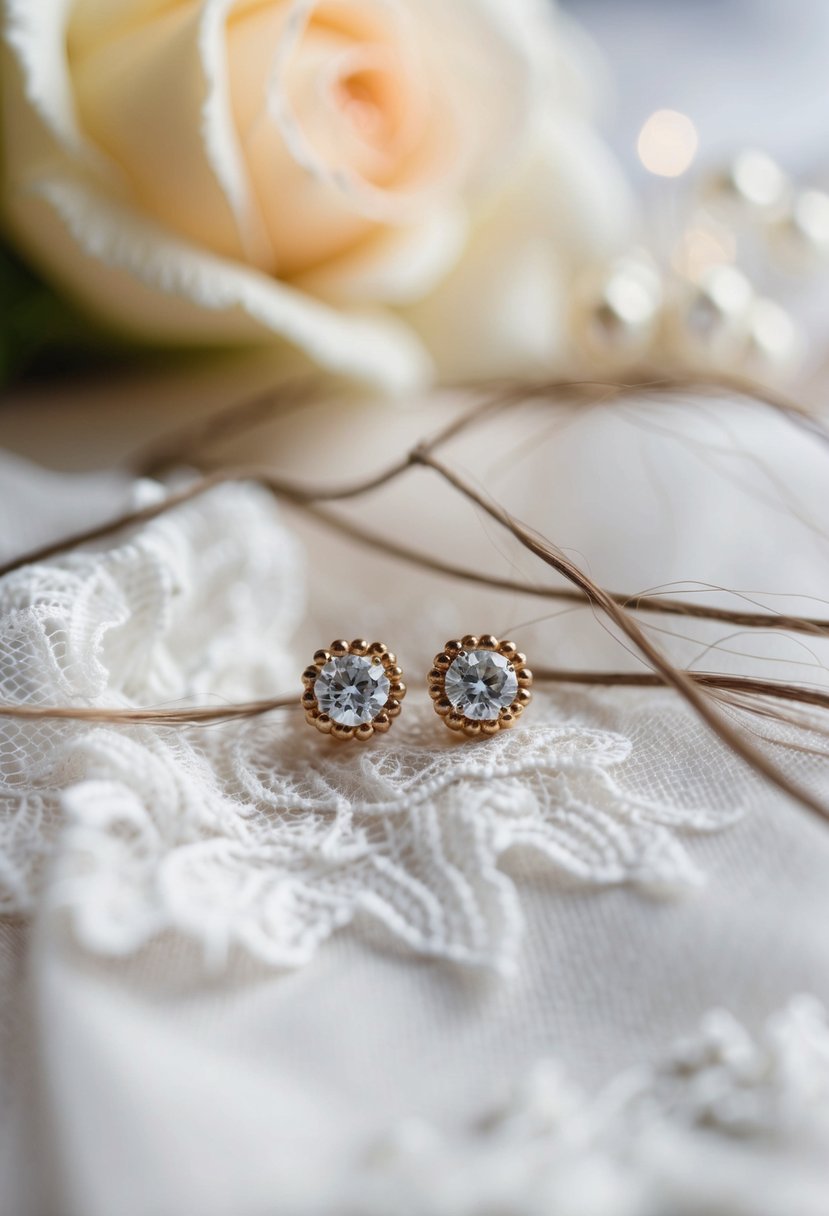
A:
0;463;776;972
351;997;829;1215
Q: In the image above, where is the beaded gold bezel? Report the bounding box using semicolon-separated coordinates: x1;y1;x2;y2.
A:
301;639;406;742
428;635;532;738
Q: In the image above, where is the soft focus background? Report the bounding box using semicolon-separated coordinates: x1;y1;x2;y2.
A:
567;0;829;175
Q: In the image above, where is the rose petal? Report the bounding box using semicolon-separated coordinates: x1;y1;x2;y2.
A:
415;0;541;195
5;0;96;161
199;0;275;267
68;0;192;50
406;114;634;380
16;171;432;390
294;203;467;306
69;2;267;267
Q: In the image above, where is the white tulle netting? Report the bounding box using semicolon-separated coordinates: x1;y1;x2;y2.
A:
2;466;819;972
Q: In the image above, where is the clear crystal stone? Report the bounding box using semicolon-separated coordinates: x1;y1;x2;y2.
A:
444;649;518;721
314;655;390;727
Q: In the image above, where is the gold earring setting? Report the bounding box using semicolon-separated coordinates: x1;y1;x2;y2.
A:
302;640;406;741
429;635;532;738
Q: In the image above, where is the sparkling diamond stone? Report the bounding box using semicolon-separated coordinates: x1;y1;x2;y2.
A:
444;649;518;721
314;655;390;727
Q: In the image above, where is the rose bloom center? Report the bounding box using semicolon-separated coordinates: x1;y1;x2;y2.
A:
336;70;390;141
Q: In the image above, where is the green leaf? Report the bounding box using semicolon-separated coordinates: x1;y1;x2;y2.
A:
0;242;127;385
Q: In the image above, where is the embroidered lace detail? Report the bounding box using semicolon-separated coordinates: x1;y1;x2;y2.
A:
353;997;829;1214
0;479;304;918
0;472;778;969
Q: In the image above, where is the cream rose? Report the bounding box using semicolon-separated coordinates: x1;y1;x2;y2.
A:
1;0;632;390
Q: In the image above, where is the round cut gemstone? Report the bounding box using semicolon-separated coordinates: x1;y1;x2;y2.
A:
444;649;518;721
314;654;390;727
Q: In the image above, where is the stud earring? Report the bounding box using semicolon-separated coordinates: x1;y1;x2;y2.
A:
428;635;532;738
302;639;406;741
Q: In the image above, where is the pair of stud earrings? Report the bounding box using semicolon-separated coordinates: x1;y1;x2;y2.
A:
301;635;533;742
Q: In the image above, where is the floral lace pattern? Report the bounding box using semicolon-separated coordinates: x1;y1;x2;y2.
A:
352;998;829;1215
0;478;760;969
